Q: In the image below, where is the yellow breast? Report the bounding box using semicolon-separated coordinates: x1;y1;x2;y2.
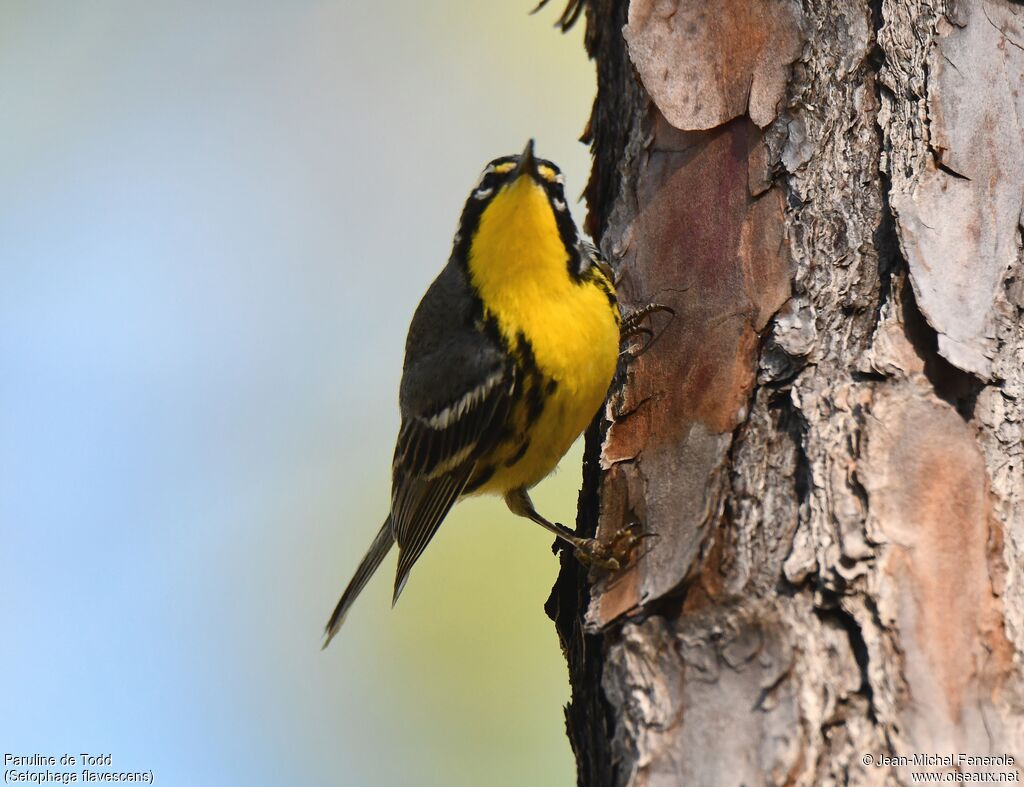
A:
466;176;620;493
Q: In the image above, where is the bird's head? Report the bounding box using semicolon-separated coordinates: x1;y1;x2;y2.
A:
470;139;569;209
457;140;583;283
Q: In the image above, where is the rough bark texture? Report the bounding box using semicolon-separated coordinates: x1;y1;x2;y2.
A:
547;1;1024;784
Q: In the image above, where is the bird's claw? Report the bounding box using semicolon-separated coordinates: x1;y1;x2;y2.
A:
621;303;675;358
573;540;621;572
573;522;654;573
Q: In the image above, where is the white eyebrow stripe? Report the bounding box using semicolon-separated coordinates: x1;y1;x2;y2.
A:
473;187;494;200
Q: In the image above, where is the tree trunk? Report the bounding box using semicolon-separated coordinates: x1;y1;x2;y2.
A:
546;1;1024;784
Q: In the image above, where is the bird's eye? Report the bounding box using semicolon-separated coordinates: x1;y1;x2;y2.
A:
474;187;494;200
472;166;495;190
552;198;567;212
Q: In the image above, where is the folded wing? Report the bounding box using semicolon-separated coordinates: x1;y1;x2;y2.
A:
388;261;515;603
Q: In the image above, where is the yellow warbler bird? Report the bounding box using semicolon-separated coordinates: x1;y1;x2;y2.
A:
324;140;640;647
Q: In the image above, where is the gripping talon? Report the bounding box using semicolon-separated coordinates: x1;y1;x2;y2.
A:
622;325;654;342
620;303;675;358
620;326;654;358
621;303;675;333
573;539;621;572
571;522;652;573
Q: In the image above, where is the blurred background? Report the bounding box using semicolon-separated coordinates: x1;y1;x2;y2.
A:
0;2;596;785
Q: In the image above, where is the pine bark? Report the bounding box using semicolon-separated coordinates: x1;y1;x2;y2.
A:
547;1;1024;785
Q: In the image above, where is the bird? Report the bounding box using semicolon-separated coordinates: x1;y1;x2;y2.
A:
323;140;656;647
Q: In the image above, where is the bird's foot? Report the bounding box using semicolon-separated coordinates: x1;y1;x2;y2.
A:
621;303;675;358
573;522;654;572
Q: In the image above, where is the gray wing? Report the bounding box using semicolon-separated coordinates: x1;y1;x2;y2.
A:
389;262;514;602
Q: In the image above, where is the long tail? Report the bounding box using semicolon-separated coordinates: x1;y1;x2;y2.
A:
322;518;394;649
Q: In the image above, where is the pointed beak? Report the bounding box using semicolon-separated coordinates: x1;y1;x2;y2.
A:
512;138;539;181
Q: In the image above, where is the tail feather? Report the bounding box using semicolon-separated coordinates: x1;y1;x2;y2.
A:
322;518;394;649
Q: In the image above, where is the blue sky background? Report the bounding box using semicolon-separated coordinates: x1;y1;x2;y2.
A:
1;3;596;785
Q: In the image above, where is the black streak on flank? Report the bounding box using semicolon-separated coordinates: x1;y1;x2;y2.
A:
527;384;546;422
585;265;619;314
463;464;495;494
504;439;532;467
516;332;548;423
516;331;539;376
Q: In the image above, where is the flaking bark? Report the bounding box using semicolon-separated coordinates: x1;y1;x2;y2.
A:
547;1;1024;785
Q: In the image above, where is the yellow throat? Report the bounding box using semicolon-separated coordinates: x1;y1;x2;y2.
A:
468;174;570;300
